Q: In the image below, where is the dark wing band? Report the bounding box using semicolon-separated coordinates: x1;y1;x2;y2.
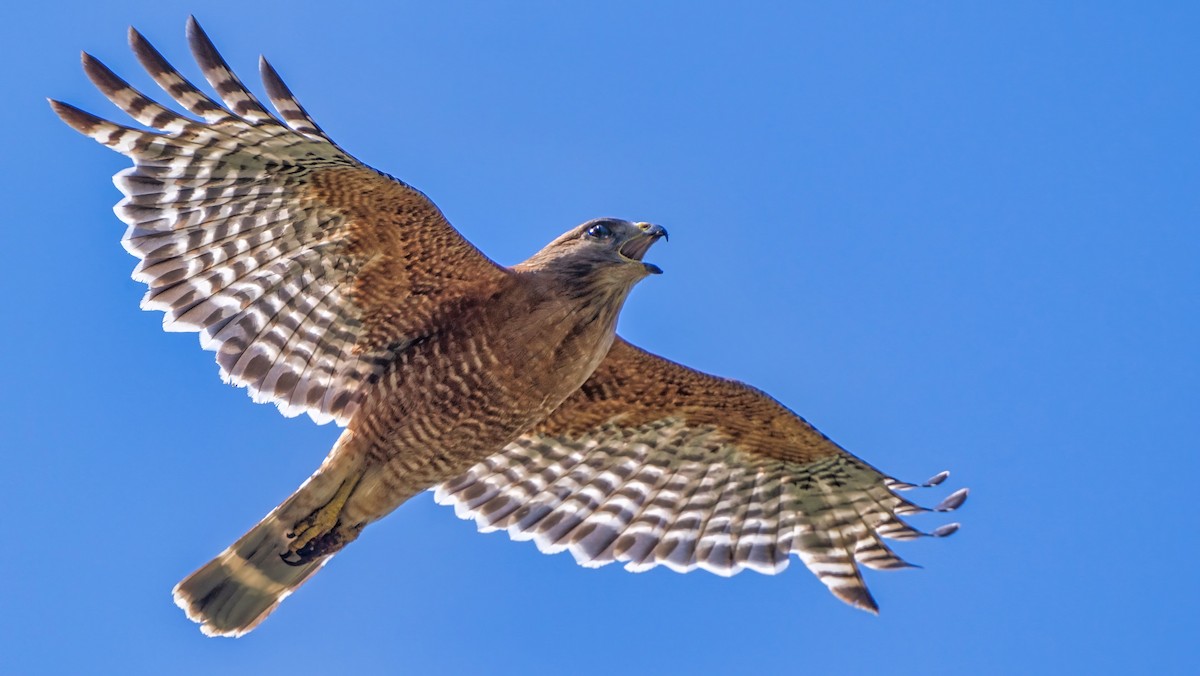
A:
437;338;967;612
52;18;508;425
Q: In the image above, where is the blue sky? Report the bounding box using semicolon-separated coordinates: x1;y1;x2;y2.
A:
3;1;1197;673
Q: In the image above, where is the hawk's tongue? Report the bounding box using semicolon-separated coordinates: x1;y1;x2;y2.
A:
620;233;661;261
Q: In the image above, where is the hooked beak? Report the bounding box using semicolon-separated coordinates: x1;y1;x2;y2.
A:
620;222;668;274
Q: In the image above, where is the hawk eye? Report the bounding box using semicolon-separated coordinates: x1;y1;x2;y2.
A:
585;223;614;240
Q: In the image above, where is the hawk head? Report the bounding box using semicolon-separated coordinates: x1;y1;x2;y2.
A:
519;218;668;291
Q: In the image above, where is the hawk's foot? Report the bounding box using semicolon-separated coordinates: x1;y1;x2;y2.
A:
282;475;362;566
280;519;364;566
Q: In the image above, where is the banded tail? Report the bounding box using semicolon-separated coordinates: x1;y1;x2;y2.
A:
173;449;362;637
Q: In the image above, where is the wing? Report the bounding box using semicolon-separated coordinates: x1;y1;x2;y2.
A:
436;338;967;612
52;18;508;425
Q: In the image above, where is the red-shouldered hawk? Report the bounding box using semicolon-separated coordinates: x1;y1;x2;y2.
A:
52;17;967;638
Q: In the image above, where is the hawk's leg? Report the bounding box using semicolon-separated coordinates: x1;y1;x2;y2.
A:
281;475;364;566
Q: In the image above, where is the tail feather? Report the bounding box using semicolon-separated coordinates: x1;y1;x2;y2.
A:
172;512;328;637
173;445;359;637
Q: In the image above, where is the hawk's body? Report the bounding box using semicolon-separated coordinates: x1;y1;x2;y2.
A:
176;259;637;632
54;18;967;638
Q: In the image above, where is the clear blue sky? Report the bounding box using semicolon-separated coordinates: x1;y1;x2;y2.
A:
4;2;1196;674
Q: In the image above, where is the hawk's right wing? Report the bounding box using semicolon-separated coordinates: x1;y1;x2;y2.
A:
438;338;967;612
53;18;508;425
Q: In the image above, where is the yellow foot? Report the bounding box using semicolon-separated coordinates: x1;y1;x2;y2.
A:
281;475;363;566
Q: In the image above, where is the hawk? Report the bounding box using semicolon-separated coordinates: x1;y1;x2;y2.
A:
53;18;968;638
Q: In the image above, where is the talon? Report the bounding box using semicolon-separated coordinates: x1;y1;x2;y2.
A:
283;474;362;562
280;519;366;565
280;551;307;566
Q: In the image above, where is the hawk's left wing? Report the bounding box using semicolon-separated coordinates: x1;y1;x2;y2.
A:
437;338;967;612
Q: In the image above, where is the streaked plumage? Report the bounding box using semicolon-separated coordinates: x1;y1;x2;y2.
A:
54;17;967;638
438;338;967;608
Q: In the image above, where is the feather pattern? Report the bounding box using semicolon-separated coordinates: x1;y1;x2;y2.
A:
52;17;507;425
55;19;967;635
437;339;968;612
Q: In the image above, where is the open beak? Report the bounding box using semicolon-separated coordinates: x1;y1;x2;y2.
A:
620;222;668;274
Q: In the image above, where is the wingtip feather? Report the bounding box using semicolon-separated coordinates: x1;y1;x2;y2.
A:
185;15;203;39
932;523;961;538
80;51;124;97
49;99;101;134
925;470;950;487
185;15;218;69
127;25;157;59
832;583;880;615
935;487;969;512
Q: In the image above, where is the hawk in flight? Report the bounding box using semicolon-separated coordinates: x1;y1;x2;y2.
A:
53;18;967;637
